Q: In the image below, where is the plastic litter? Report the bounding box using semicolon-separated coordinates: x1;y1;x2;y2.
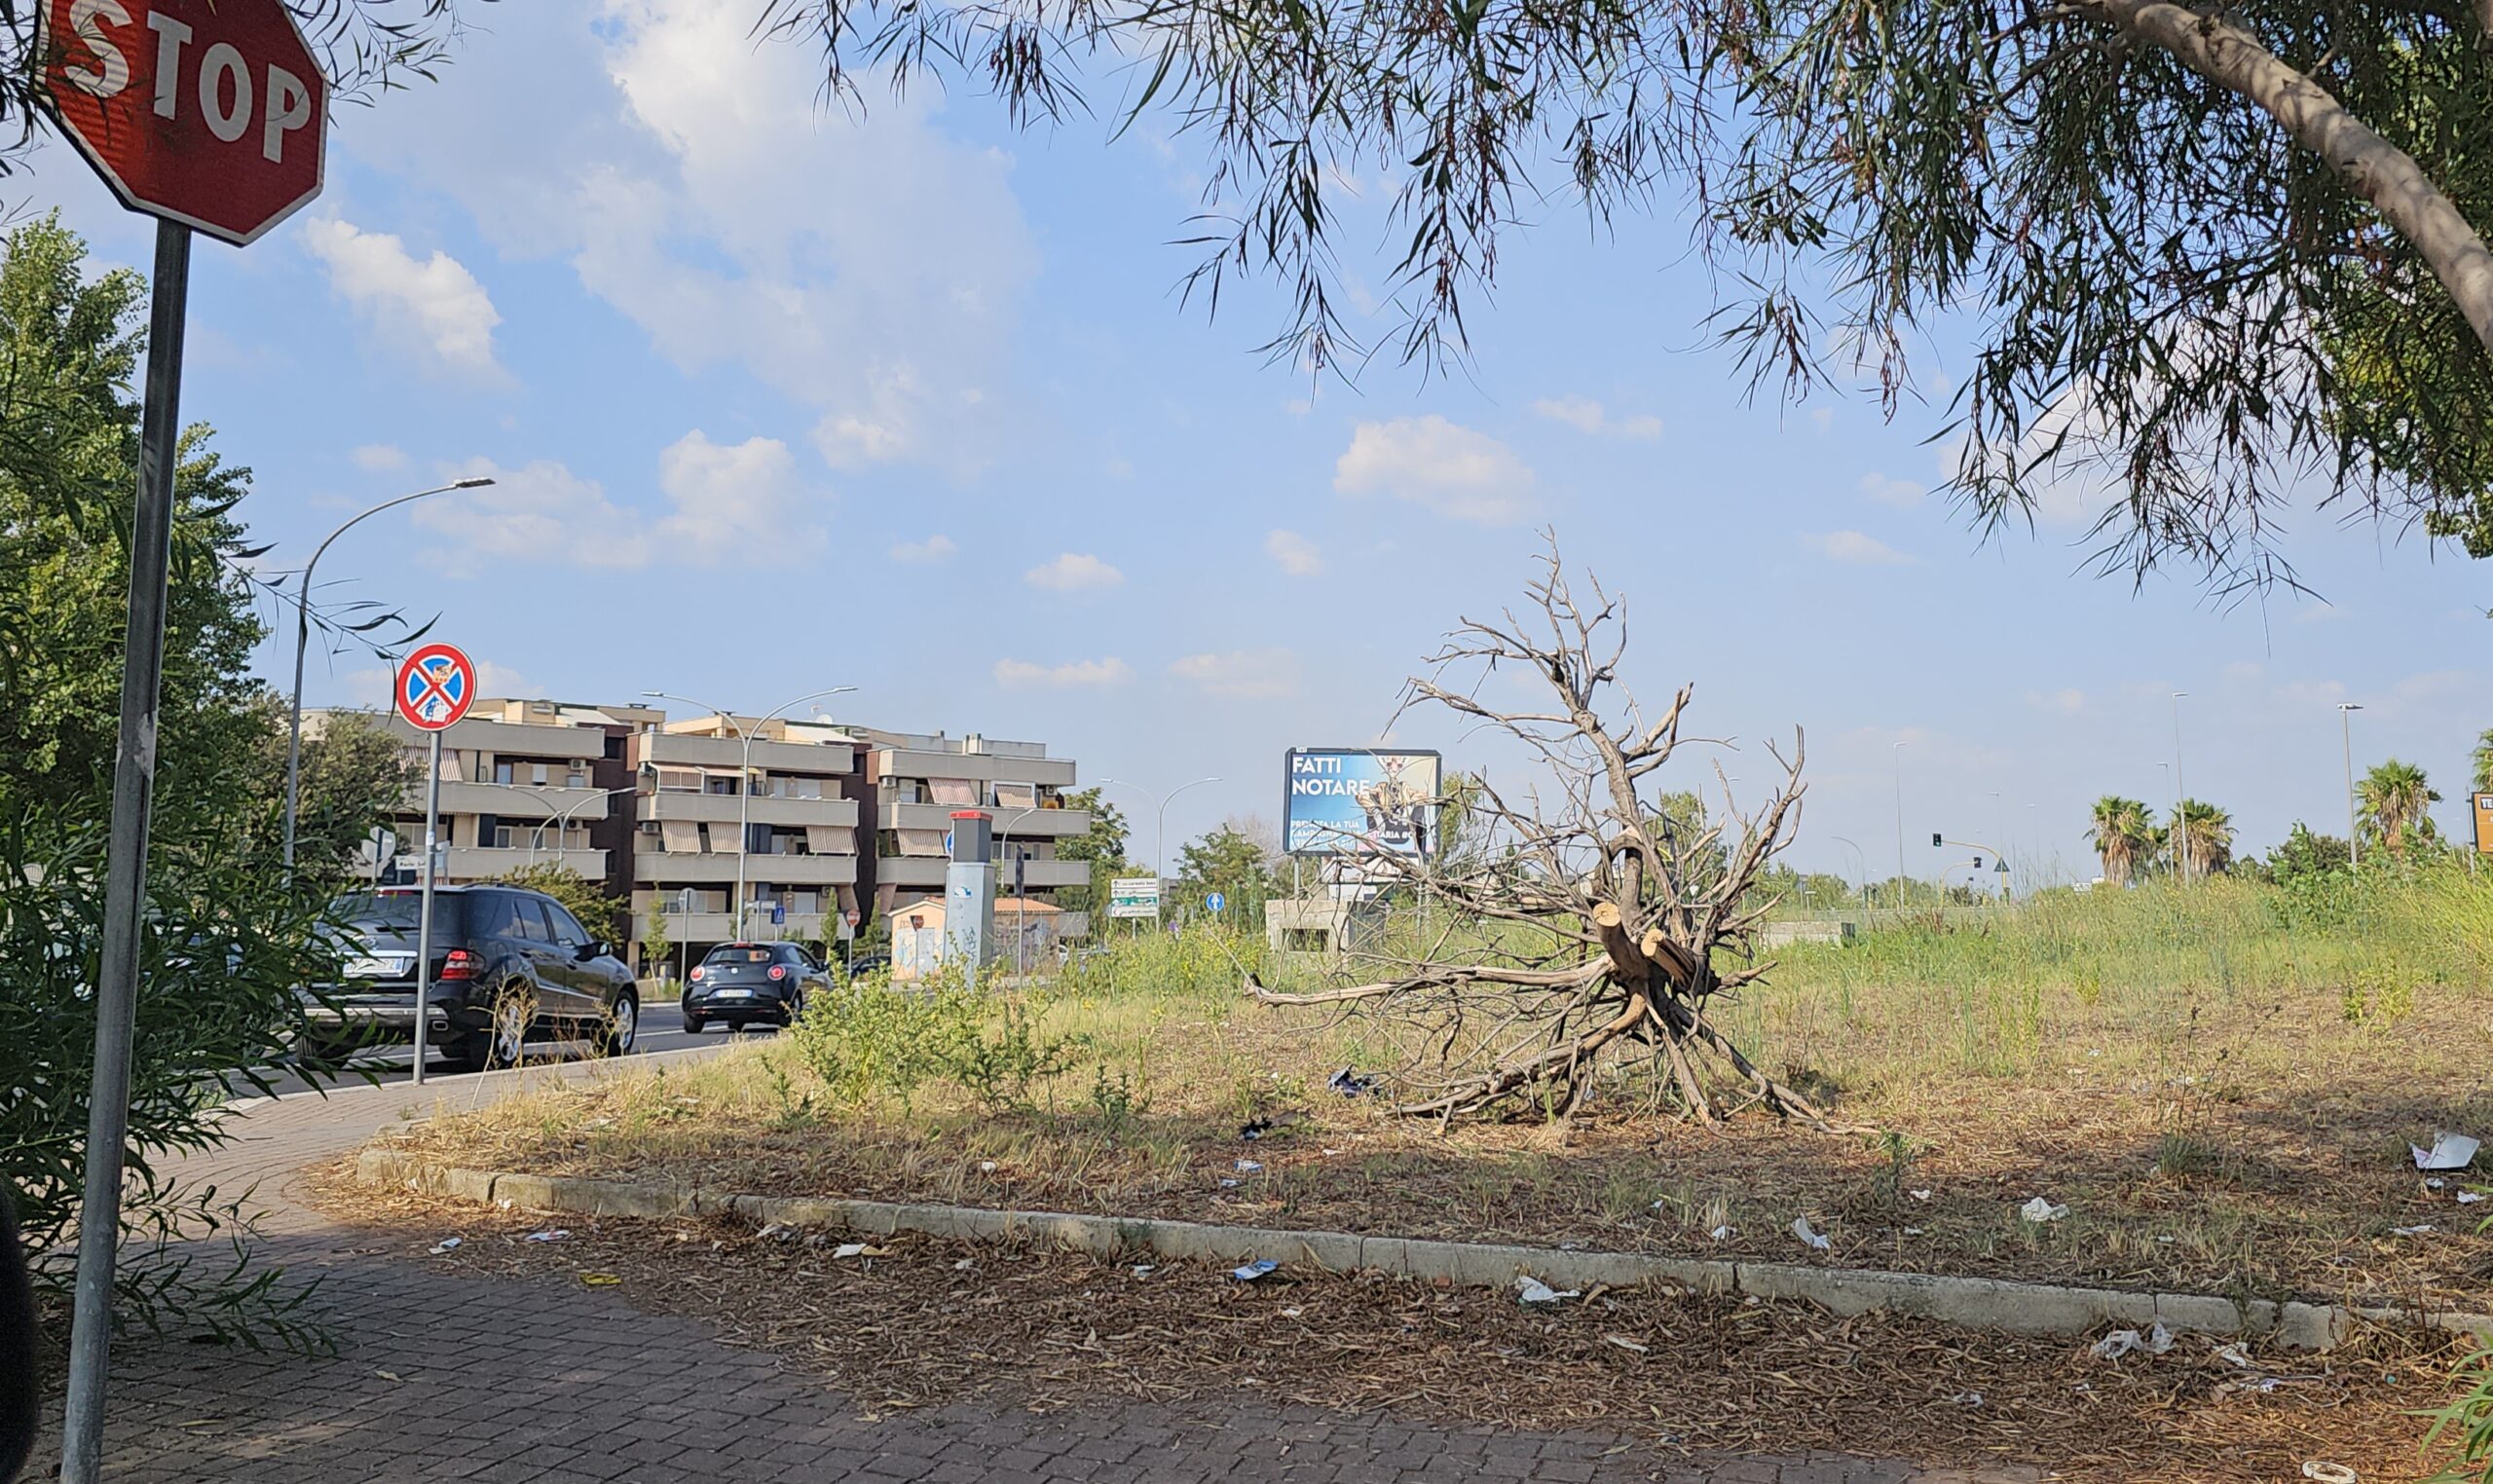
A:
2215;1343;2254;1368
757;1222;791;1242
524;1229;571;1243
1604;1333;1650;1354
2020;1197;2069;1223
1281;1306;1303;1318
1708;1224;1736;1242
1133;1264;1157;1279
1241;1117;1274;1140
1902;1227;1925;1237
1218;1178;1241;1189
428;1237;462;1255
1235;1159;1264;1173
1231;1259;1279;1281
1909;1189;1931;1202
2412;1132;2479;1170
1516;1275;1581;1306
2459;1190;2485;1205
2427;1177;2447;1190
579;1273;621;1287
978;1161;998;1172
2089;1320;2175;1360
1790;1217;1832;1251
952;1259;976;1271
2391;1224;2435;1237
1328;1067;1380;1097
2300;1464;2358;1484
831;1243;889;1259
1951;1391;1984;1406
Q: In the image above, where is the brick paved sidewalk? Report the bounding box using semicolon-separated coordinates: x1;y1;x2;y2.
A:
25;1069;2045;1483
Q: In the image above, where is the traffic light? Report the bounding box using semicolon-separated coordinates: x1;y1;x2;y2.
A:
1931;833;1942;848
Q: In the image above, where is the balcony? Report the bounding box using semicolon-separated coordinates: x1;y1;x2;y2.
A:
871;748;1076;789
638;852;858;886
877;801;1091;836
440;845;608;880
437;780;612;821
638;732;857;775
875;857;1087;890
634;910;831;946
641;791;858;831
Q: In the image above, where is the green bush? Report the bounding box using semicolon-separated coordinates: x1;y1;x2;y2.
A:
784;965;1088;1112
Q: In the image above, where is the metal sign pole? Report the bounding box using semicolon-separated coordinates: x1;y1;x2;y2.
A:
61;218;191;1484
410;729;443;1088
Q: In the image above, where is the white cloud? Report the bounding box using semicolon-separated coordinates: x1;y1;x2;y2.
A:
890;534;957;564
651;430;825;564
475;660;540;697
1265;530;1322;576
1170;649;1301;699
2026;688;2087;715
1024;552;1124;591
353;443;409;471
1334;415;1536;525
1859;472;1924;508
301;218;505;382
1805;531;1917;566
414;432;828;573
1532;396;1660;439
351;1;1035;472
993;657;1133;688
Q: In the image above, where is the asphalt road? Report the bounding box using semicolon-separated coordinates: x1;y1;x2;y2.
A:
249;997;792;1096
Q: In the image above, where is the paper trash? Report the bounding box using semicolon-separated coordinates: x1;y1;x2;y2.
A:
2089;1320;2175;1360
1516;1275;1581;1306
1231;1259;1279;1281
2021;1197;2069;1223
1791;1217;1832;1251
2412;1133;2479;1171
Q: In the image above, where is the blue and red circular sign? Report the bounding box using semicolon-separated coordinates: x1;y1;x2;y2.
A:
393;643;476;731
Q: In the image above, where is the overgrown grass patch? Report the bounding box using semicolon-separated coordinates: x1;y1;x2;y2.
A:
386;876;2493;1308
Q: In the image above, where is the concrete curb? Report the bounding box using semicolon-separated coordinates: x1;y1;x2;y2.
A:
354;1148;2493;1353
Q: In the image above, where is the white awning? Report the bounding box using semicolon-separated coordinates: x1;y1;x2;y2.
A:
896;829;946;857
805;824;845;855
660;820;700;854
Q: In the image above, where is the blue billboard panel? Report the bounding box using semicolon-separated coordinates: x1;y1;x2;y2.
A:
1284;749;1442;857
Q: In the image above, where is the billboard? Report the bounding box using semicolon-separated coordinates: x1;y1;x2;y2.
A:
1284;749;1441;857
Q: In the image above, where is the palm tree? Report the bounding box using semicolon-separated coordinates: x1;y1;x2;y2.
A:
2472;728;2493;797
2086;796;2155;884
2170;799;2235;879
2358;759;2440;858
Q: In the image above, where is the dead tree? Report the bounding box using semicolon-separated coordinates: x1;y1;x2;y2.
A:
1248;542;1840;1128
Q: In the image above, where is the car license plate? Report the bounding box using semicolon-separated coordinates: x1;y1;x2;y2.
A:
714;988;753;999
346;956;407;978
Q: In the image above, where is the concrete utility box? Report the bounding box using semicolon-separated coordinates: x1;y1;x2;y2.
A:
1265;896;1354;955
945;810;997;984
1759;919;1857;948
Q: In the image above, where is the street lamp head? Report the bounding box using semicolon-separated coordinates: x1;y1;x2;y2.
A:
2338;702;2363;713
451;476;496;490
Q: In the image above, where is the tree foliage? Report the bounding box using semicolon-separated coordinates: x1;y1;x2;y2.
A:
1053;786;1134;914
491;861;627;944
2358;758;2442;857
2087;796;2157;883
0;217;360;1323
1174;818;1282;918
761;0;2493;585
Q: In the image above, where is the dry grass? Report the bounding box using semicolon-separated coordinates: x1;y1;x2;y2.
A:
313;1162;2472;1483
387;961;2493;1310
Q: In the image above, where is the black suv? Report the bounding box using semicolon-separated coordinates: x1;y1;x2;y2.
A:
683;942;831;1031
307;885;640;1072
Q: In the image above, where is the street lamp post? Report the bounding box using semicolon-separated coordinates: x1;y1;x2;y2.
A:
1891;740;1909;907
519;783;639;867
1831;835;1866;901
2171;691;2190;883
996;802;1046;976
2339;702;2363;871
1098;775;1223;906
281;477;495;871
644;687;855;941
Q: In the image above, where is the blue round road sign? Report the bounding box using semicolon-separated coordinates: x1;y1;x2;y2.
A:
1207;891;1226;913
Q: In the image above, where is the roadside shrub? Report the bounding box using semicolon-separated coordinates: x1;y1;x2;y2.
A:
785;965;1088;1113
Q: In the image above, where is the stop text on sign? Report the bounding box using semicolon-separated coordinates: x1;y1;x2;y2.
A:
40;0;327;245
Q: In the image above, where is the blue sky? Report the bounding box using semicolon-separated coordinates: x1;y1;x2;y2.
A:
14;0;2491;881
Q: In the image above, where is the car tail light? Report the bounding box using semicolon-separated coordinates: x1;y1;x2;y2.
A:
441;948;479;981
689;965;705;982
767;965;787;981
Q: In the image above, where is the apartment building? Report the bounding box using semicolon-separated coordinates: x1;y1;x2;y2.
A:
625;713;866;964
358;697;659;901
338;699;1090;968
857;728;1091;919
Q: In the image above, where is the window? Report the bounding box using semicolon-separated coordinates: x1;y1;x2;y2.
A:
531;762;549;787
656;768;701;794
567;762;588;789
491;825;522;849
542;900;591;947
707;776;737;796
494;761;514;785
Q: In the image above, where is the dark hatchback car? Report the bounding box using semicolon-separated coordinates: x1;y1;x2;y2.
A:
305;885;640;1072
683;942;831;1031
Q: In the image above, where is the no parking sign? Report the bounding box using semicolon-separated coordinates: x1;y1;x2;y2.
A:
394;643;475;729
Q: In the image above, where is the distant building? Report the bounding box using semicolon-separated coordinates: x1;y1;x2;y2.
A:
326;701;1091;973
855;728;1093;921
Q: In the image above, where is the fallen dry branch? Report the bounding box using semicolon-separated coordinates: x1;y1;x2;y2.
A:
1263;540;1837;1127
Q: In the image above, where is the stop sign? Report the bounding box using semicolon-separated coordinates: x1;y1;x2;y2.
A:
40;0;326;245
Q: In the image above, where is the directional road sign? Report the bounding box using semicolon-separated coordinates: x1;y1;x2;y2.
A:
1206;891;1226;913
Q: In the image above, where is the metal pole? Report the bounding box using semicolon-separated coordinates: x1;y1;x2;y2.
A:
411;728;443;1088
1891;741;1908;905
61;220;190;1484
281;477;490;872
2340;703;2362;872
2171;691;2189;883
